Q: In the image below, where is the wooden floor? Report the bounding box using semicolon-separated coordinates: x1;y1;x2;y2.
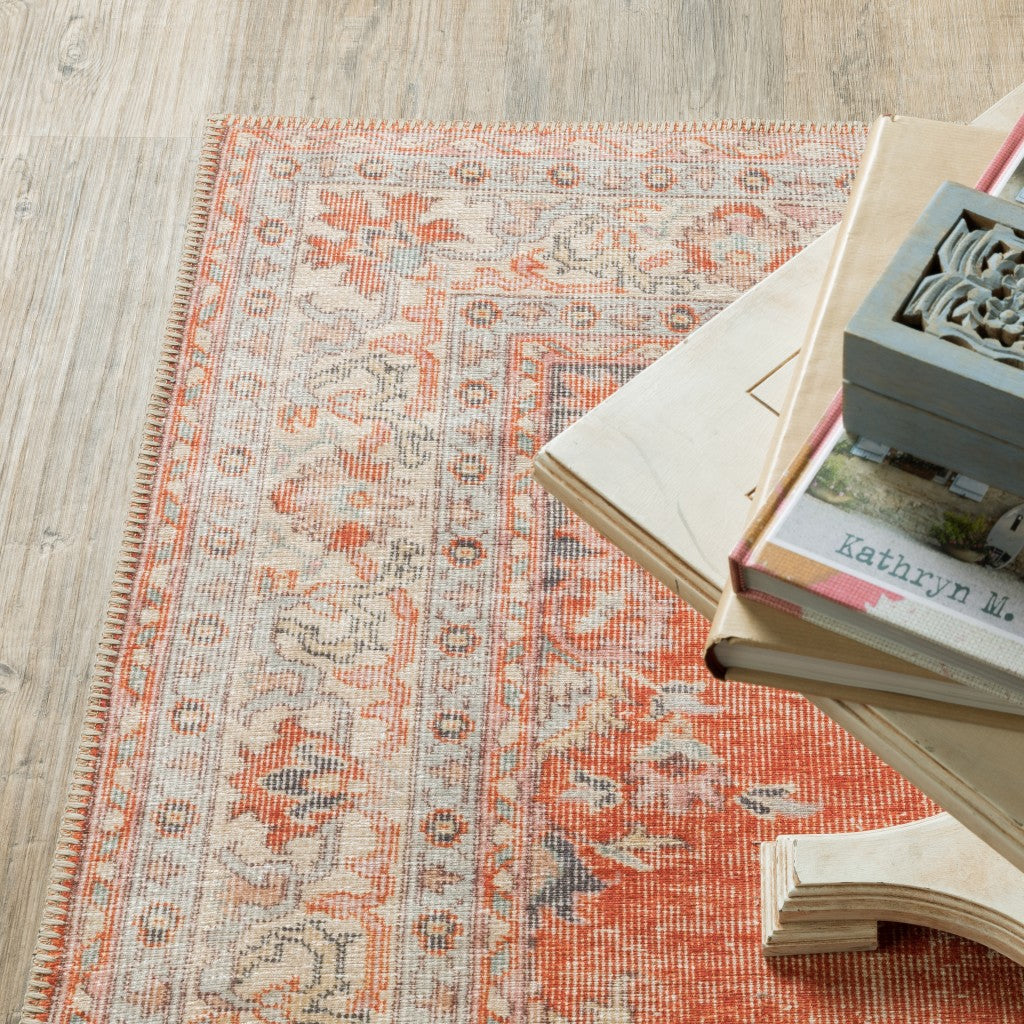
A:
2;1;1024;1018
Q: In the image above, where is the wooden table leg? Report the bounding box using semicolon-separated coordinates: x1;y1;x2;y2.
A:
761;813;1024;962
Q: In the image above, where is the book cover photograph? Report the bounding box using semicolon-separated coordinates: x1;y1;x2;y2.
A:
732;394;1024;696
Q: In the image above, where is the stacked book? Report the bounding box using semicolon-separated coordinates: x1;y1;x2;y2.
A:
713;114;1024;719
536;111;1024;725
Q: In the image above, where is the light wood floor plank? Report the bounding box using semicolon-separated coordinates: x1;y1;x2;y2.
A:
3;1;1023;136
0;135;194;1021
780;0;1024;122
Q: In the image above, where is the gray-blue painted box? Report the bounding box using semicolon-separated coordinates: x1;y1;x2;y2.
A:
844;181;1024;493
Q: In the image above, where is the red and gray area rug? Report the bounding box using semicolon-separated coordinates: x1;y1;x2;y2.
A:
25;117;1023;1023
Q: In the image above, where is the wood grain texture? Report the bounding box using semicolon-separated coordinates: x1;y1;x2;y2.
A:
0;135;194;1024
2;2;1024;1019
762;813;1024;962
779;0;1024;123
2;1;1024;136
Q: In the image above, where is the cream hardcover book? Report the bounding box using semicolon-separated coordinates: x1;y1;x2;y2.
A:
535;116;1001;617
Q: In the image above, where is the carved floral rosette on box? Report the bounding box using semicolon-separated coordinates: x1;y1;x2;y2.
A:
844;182;1024;494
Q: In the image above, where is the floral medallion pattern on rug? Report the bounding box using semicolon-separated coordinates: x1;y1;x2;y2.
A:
30;119;1024;1024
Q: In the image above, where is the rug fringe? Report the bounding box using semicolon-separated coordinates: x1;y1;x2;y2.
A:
222;113;863;136
19;117;230;1024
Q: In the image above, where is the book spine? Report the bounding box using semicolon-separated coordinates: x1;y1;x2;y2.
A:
722;668;1024;724
740;588;807;620
729;391;844;584
702;641;729;680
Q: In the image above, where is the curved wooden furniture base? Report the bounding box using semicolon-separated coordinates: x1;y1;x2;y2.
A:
762;813;1024;962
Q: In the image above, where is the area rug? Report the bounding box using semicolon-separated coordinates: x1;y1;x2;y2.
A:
24;117;1023;1024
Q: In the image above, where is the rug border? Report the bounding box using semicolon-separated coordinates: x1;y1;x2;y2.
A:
16;114;865;1023
19;116;231;1024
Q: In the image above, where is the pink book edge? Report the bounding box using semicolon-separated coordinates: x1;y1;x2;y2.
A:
976;109;1024;193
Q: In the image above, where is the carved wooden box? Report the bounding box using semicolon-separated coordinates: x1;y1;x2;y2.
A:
844;181;1024;494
